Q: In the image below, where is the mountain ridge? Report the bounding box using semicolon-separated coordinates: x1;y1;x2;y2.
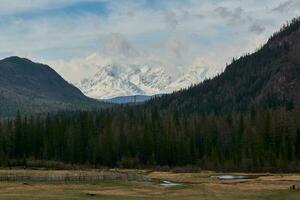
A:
0;56;100;117
146;18;300;113
101;94;163;104
76;64;217;99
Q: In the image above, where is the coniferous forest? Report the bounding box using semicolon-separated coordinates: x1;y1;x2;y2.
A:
0;106;299;171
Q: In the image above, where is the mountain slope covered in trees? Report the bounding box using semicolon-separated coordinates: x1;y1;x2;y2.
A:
148;18;300;114
0;56;100;117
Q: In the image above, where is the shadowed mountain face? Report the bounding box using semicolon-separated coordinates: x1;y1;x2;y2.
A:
101;94;163;104
148;18;300;113
0;56;98;116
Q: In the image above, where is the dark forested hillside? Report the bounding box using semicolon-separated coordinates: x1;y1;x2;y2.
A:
0;57;100;117
148;18;300;114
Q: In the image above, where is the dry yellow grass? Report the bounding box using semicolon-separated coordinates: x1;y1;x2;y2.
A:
0;169;299;200
0;169;105;176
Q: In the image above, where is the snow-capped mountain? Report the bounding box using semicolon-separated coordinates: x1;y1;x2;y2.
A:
165;65;219;93
76;65;172;99
76;64;218;99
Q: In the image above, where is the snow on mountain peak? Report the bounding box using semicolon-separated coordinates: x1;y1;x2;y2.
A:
76;64;218;99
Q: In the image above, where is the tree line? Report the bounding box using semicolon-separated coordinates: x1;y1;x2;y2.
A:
0;106;299;171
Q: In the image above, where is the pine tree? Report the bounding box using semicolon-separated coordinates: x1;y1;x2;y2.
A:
14;111;23;159
295;129;300;161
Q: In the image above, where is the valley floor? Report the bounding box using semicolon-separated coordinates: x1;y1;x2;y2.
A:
0;170;299;200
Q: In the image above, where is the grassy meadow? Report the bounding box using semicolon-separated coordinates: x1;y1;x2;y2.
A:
0;170;299;200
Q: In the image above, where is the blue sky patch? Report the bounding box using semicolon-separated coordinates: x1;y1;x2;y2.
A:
15;1;109;20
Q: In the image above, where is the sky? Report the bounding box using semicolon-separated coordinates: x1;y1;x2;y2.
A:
0;0;299;83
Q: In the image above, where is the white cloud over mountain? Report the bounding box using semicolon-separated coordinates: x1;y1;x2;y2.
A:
0;1;298;97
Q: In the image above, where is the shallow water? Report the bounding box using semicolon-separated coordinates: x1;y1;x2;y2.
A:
160;180;182;187
215;175;255;180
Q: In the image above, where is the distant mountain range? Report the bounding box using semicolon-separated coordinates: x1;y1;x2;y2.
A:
0;56;100;117
147;18;300;113
0;55;217;117
101;94;163;104
76;64;218;99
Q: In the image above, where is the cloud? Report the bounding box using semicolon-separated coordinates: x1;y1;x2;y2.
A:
215;6;249;25
0;0;85;15
273;0;300;13
0;0;298;83
249;24;266;34
102;33;140;58
167;38;184;57
164;11;178;29
214;6;231;18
